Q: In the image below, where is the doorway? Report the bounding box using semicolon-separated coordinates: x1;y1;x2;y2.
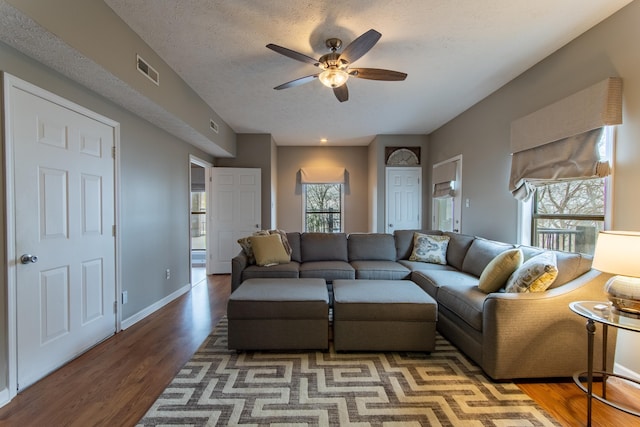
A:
432;155;462;232
189;156;212;286
385;167;422;234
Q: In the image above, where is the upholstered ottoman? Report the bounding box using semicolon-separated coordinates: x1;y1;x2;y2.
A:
332;279;437;352
227;278;329;350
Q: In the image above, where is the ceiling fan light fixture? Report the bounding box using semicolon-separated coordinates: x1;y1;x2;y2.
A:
318;69;349;88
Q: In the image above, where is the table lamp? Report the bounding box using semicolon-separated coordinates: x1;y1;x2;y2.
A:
592;230;640;315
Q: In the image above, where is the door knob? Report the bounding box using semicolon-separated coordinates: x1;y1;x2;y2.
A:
389;224;394;227
20;254;38;264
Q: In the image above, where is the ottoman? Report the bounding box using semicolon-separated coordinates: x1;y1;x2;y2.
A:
332;279;437;352
227;278;329;350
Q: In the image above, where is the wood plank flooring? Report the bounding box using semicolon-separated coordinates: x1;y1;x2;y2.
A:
0;273;638;426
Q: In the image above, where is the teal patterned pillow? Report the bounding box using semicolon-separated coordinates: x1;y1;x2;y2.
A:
409;233;450;265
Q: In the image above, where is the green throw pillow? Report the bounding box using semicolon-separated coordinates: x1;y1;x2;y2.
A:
478;249;523;293
409;233;450;265
505;252;558;293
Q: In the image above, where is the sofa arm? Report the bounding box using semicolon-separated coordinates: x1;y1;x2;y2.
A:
481;270;616;379
231;251;248;292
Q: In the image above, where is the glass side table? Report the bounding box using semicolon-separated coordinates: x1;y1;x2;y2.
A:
570;301;640;427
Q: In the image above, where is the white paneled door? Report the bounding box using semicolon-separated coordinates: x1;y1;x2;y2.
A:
386;167;422;233
7;77;117;391
210;168;261;274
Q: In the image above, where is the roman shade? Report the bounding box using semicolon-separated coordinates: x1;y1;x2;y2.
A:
509;77;621;201
432;161;457;198
300;167;345;184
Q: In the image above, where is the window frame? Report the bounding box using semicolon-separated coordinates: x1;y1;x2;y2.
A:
517;127;614;248
302;183;345;233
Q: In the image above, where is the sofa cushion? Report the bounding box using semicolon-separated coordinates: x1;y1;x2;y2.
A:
350;260;411;280
301;233;348;262
299;260;355;281
250;234;291;266
409;233;450;264
551;251;592;288
411;269;465;299
444;232;475;270
478;249;523;293
399;259;456;273
241;262;300;282
505;252;558;293
461;238;516;278
394;229;442;260
436;275;486;332
287;232;302;263
348;233;396;261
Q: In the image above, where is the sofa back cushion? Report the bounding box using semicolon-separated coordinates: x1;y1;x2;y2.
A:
461;237;516;278
287;232;302;263
394;229;442;261
348;233;396;261
444;232;475;270
301;232;348;262
517;245;593;289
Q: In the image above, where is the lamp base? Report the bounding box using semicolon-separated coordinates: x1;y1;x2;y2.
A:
605;275;640;315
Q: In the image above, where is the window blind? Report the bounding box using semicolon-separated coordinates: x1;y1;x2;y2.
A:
432;161;457;198
299;167;345;184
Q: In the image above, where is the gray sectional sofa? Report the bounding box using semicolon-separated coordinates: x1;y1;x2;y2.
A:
231;230;615;380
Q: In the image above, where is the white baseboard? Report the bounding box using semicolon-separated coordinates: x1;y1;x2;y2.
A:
0;387;10;409
121;283;190;330
613;362;640;389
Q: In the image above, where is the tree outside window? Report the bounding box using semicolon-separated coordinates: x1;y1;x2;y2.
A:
532;178;605;255
304;184;343;232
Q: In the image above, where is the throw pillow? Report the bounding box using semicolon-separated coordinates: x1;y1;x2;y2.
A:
409;233;450;265
268;229;292;256
478;249;523;293
237;230;270;264
505;252;558;293
249;233;291;267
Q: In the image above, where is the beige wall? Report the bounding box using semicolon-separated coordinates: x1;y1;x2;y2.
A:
277;146;369;233
428;0;640;376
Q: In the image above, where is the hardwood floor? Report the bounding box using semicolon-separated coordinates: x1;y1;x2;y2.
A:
0;273;638;426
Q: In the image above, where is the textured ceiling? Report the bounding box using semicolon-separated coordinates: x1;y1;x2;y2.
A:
102;0;633;146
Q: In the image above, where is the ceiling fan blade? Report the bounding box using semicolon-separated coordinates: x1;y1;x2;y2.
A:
333;84;349;102
266;44;320;67
349;68;407;81
339;29;381;64
274;74;319;90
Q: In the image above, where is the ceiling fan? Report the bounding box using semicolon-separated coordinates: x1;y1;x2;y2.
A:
266;29;407;103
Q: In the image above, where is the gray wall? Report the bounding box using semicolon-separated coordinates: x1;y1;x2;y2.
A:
427;0;640;375
0;41;214;392
277;146;369;233
215;134;276;229
369;135;430;233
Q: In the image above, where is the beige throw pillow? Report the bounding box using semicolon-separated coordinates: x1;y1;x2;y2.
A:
249;233;291;267
505;252;558;293
478;249;523;293
409;233;450;265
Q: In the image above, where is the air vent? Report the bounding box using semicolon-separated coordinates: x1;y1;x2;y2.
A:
210;119;219;133
136;54;159;85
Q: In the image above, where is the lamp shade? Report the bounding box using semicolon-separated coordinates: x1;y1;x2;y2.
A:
591;231;640;277
592;231;640;277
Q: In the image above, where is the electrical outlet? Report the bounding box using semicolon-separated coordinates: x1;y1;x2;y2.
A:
122;291;128;305
166;269;171;280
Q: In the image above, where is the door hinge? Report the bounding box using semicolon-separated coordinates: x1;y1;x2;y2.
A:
112;225;116;237
111;146;116;159
113;301;117;314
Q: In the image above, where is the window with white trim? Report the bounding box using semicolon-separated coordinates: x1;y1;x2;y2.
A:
303;183;344;232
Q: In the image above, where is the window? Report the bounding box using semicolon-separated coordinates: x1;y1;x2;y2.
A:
303;183;343;232
531;178;605;255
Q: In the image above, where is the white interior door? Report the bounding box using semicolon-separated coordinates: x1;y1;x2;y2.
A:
210;167;261;273
7;77;117;391
386;167;422;233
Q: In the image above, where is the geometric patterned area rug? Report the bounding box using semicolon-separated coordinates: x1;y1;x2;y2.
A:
137;318;560;426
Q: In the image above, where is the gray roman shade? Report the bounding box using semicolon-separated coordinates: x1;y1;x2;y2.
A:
300;167;345;184
432;161;457;198
509;77;622;201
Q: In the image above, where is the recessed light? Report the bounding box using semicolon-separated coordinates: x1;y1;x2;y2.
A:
320;138;328;143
